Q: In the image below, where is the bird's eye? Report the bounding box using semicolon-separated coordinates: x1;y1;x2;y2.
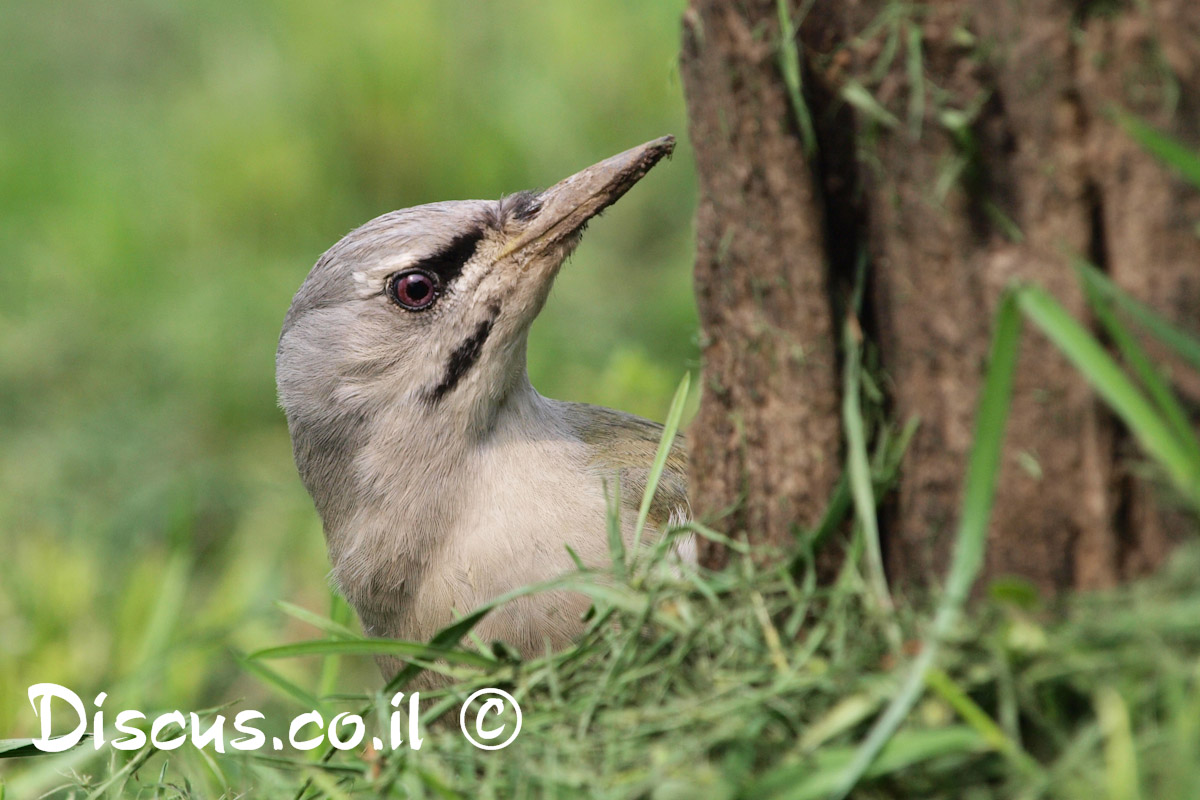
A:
388;270;440;311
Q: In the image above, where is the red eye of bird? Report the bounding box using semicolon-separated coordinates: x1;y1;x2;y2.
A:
389;271;439;310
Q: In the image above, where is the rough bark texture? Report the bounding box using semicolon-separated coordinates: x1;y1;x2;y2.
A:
680;0;844;568
679;0;844;568
681;0;1200;590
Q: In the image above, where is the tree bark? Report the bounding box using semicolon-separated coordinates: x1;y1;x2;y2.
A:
680;0;843;568
680;0;1200;590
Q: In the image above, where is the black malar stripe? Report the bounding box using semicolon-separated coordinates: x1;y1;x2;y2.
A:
426;308;499;403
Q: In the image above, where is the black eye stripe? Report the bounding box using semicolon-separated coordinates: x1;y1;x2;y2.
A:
414;228;485;286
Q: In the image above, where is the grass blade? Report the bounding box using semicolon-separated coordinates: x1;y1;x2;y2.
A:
829;290;1023;799
606;476;627;581
842;81;900;129
632;371;691;553
1078;265;1200;465
318;592;354;699
1114;109;1200;190
383;604;500;692
905;21;925;140
925;667;1042;777
1074;259;1200;372
248;638;498;668
752;726;988;800
0;738;86;758
276;600;360;640
233;651;324;712
681;520;752;554
1017;285;1200;505
1097;687;1142;800
842;310;897;635
132;548;191;668
777;0;818;156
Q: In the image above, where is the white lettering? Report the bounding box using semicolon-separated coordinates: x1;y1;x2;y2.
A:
231;710;266;751
27;684;86;753
150;711;187;750
289;710;324;751
327;712;365;750
111;710;147;751
189;713;226;753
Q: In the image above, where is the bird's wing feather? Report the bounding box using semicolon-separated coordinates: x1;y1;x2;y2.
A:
567;403;689;533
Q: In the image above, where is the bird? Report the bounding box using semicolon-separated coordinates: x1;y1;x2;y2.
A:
276;136;689;672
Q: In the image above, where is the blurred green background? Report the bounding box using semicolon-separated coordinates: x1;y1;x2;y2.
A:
0;0;695;749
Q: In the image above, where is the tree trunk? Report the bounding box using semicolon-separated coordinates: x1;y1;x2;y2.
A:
681;0;1200;592
680;0;843;569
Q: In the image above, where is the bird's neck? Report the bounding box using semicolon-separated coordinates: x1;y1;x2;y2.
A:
309;364;559;632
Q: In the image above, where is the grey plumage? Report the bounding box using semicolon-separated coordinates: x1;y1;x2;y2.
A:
276;138;686;671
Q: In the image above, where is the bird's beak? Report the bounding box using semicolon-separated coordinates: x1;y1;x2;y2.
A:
496;135;675;262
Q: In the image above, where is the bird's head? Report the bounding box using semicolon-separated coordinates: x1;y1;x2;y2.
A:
276;137;674;518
